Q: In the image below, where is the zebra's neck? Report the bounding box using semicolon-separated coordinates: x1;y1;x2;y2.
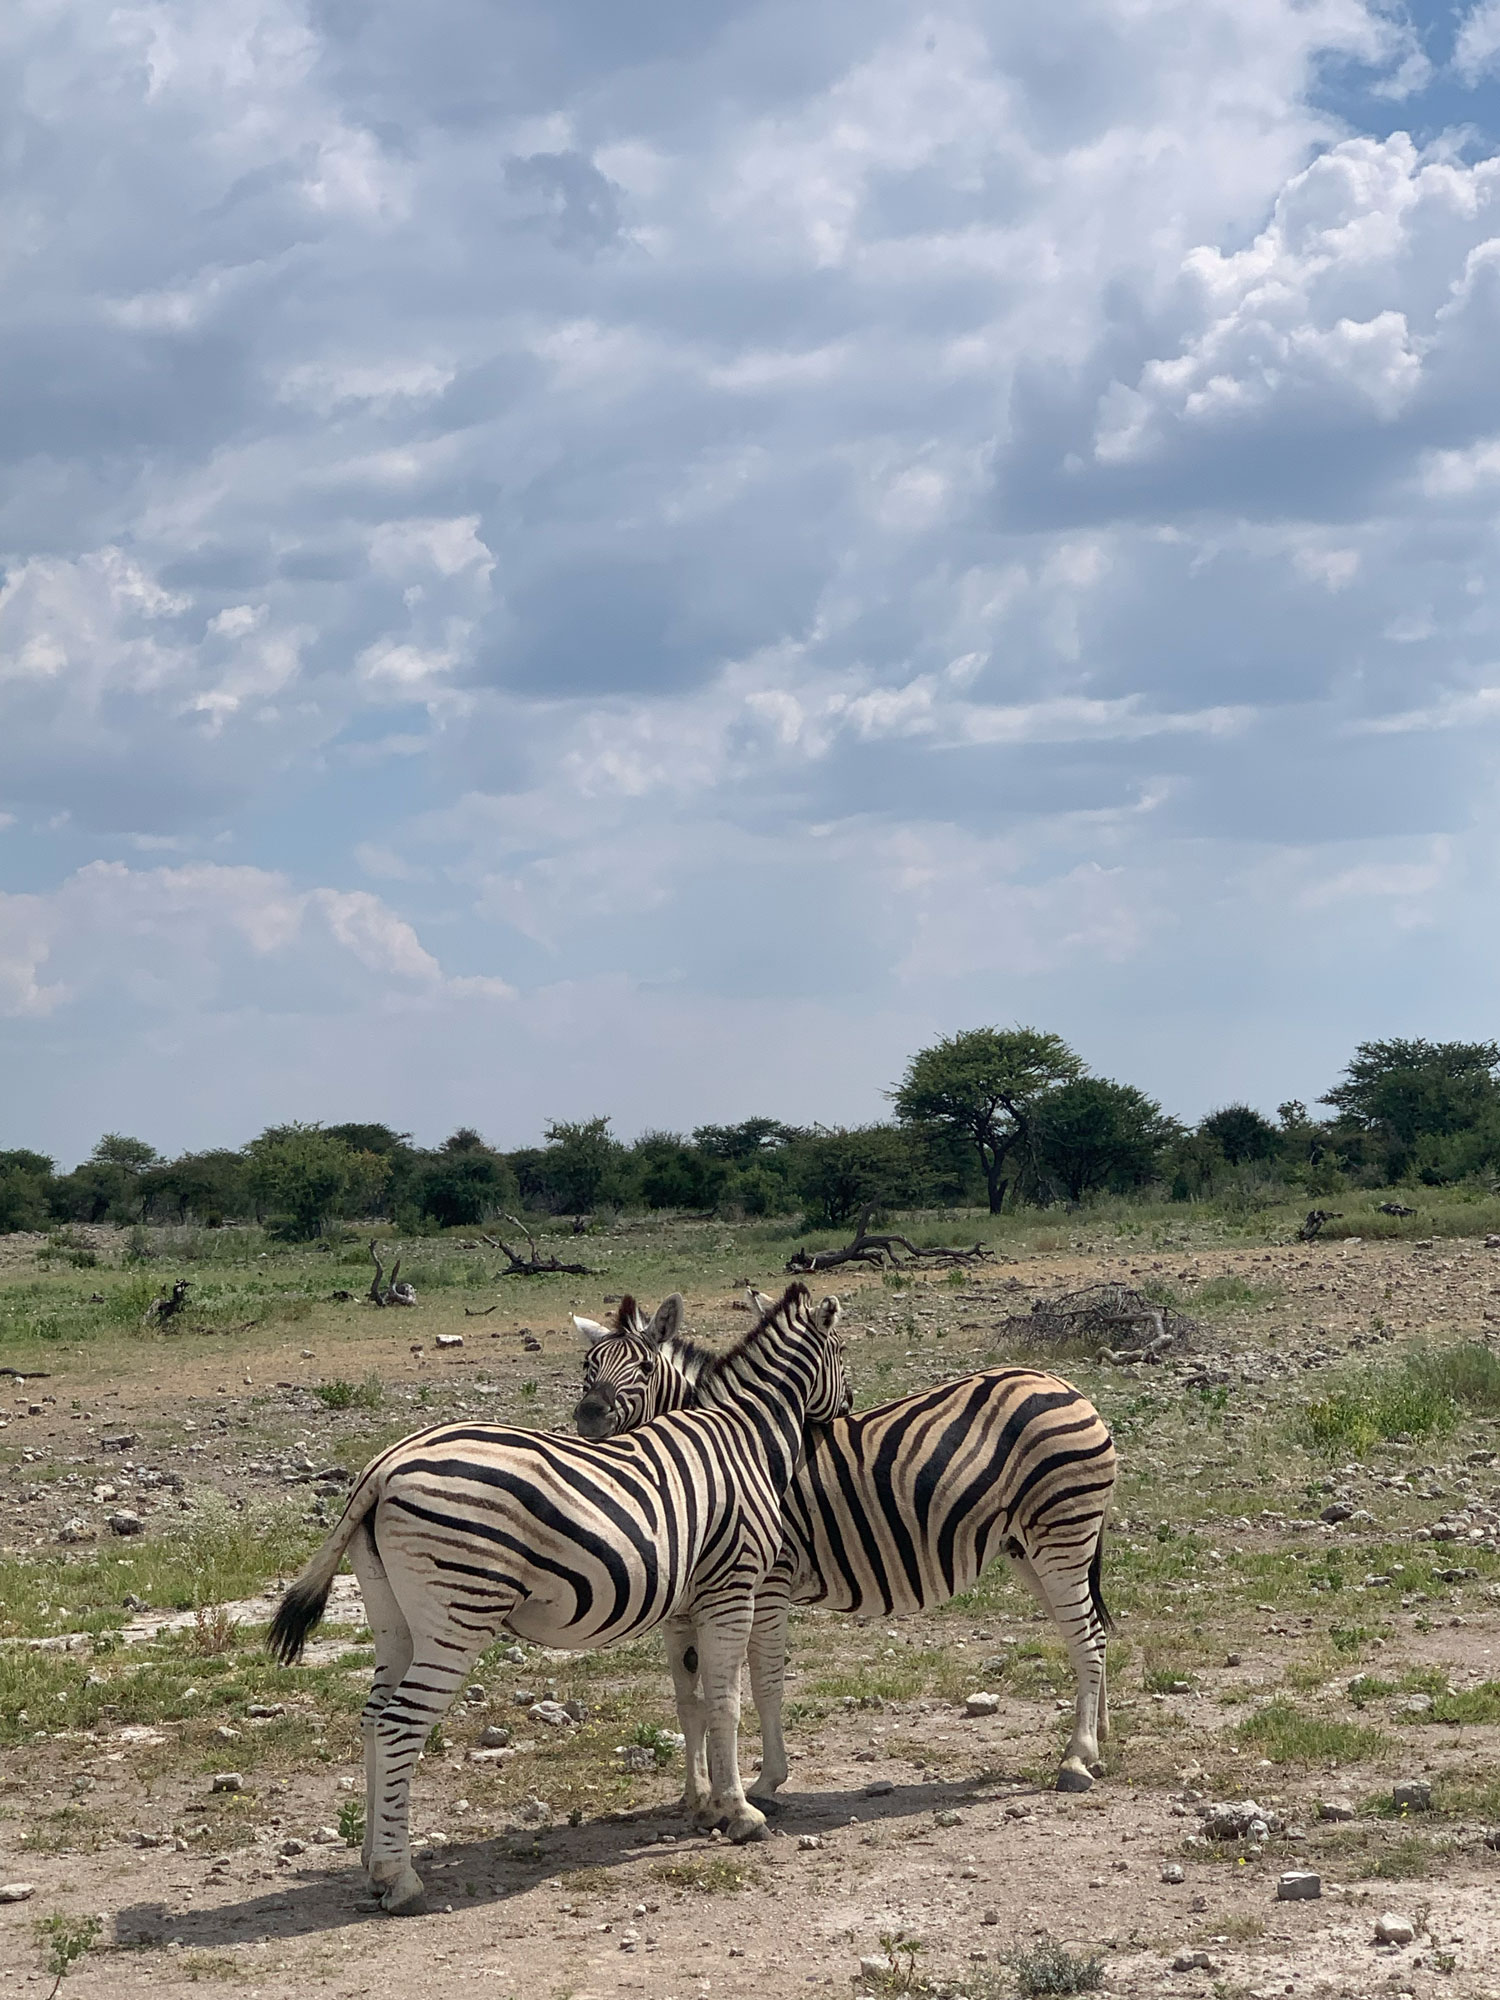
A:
687;1306;819;1483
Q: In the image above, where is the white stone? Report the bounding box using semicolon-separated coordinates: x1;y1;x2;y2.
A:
1375;1912;1416;1946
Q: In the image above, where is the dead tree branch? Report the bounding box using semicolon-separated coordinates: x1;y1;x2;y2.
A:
489;1216;593;1278
144;1278;192;1325
786;1204;996;1274
369;1240;417;1307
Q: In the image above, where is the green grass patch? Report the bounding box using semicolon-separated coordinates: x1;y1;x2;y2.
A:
1004;1937;1105;1996
1235;1701;1386;1764
650;1856;759;1893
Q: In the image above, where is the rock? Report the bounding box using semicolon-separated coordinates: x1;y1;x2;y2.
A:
1202;1800;1278;1842
1374;1912;1415;1946
0;1884;36;1903
479;1725;512;1749
312;1826;341;1843
513;1796;552;1828
799;1834;823;1850
1160;1863;1185;1884
862;1779;894;1797
214;1725;241;1743
512;1689;538;1707
1400;1693;1434;1717
934;1809;962;1827
562;1698;588;1722
57;1517;94;1543
122;1592;148;1611
210;1772;245;1793
528;1699;574;1728
963;1691;1000;1717
858;1957;889;1983
100;1433;136;1451
464;1684;486;1704
1485;1235;1500;1250
435;1335;464;1350
981;1908;1000;1925
501;1644;526;1665
617;1744;656;1774
1392;1781;1431;1812
278;1838;306;1856
1276;1870;1321;1901
1316;1798;1356;1822
106;1511;145;1537
1320;1502;1355;1523
1172;1951;1213;1972
1224;1653;1243;1668
246;1703;284;1719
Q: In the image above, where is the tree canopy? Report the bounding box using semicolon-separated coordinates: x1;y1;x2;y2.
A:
893;1026;1084;1212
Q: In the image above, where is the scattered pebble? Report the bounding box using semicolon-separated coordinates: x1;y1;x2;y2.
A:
798;1834;822;1850
1161;1863;1185;1884
963;1691;1000;1717
1172;1950;1214;1972
106;1510;144;1537
0;1884;35;1904
1375;1912;1416;1946
210;1773;245;1794
1317;1798;1356;1822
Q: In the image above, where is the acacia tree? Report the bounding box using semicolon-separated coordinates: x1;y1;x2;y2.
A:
1321;1039;1500;1147
892;1026;1083;1213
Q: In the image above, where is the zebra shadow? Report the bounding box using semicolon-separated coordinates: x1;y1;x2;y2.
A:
109;1768;1042;1951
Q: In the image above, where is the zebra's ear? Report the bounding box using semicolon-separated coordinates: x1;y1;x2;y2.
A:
571;1314;610;1347
614;1294;648;1335
748;1286;776;1316
642;1294;685;1347
815;1294;841;1331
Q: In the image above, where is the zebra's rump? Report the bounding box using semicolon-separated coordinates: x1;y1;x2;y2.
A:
368;1415;784;1648
781;1369;1116;1618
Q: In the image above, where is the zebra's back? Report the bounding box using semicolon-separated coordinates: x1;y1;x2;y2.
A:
783;1368;1116;1617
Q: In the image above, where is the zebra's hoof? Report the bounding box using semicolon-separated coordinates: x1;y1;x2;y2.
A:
1088;1758;1107;1779
373;1865;427;1915
747;1792;787;1816
1055;1763;1094;1794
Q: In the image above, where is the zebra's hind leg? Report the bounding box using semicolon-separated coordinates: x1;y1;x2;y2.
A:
663;1615;711;1820
745;1565;794;1803
1021;1542;1107;1791
693;1602;766;1844
351;1534;412;1883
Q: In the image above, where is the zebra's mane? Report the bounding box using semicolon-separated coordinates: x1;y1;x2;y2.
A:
613;1283;813;1388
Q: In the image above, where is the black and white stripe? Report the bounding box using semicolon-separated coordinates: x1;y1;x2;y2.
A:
268;1281;848;1912
573;1294;1115;1797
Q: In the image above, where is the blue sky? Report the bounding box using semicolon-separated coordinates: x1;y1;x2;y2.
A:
3;0;1500;1165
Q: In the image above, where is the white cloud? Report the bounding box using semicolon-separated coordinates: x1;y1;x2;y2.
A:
1454;1;1500;85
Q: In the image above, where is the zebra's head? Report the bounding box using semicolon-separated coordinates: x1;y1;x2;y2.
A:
779;1283;851;1425
571;1293;689;1440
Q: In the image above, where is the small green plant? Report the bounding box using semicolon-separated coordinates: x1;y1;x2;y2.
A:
632;1721;681;1766
1235;1700;1385;1764
520;1380;539;1401
944;1265;967;1288
314;1371;383;1411
337;1795;365;1847
1005;1935;1105;1996
874;1930;927;1993
34;1913;103;2000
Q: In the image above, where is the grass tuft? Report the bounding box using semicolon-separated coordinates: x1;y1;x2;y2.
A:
1005;1937;1105;1996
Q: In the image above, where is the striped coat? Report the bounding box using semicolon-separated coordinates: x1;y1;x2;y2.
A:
573;1295;1115;1797
269;1282;847;1912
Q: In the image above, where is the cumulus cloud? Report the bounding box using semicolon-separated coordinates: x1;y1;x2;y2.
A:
3;0;1500;1152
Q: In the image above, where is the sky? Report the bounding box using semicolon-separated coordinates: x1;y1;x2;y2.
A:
3;0;1500;1166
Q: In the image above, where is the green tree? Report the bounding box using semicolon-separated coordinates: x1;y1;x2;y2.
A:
0;1150;55;1233
90;1133;160;1173
892;1026;1084;1213
1034;1079;1176;1203
691;1118;796;1162
791;1124;930;1227
1321;1038;1500;1150
631;1132;727;1212
49;1134;159;1225
1198;1103;1281;1165
540;1116;627;1214
140;1149;250;1224
416;1147;515;1227
244;1124;354;1239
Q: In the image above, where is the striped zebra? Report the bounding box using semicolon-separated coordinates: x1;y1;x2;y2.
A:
572;1293;1115;1798
267;1281;849;1913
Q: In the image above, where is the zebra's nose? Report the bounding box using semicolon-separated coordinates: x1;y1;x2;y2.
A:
573;1383;619;1439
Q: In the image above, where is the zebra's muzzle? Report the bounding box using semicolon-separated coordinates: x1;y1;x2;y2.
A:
573;1382;620;1440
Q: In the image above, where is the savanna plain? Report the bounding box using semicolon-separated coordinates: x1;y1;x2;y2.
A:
2;1196;1500;2000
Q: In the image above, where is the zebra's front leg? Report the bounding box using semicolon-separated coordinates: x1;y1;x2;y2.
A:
663;1615;711;1820
746;1565;793;1803
694;1604;765;1844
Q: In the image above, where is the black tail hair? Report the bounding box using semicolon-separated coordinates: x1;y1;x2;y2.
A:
266;1575;333;1666
1088;1534;1114;1635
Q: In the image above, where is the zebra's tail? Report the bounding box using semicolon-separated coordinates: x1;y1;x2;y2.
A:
1088;1531;1114;1636
266;1465;381;1666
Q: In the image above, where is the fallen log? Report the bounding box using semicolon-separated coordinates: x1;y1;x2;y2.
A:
786;1204;996;1274
486;1217;594;1278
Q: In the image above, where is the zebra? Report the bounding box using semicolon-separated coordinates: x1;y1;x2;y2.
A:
267;1281;849;1913
572;1292;1115;1799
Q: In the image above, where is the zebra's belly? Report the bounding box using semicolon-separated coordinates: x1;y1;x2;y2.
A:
785;1544;996;1618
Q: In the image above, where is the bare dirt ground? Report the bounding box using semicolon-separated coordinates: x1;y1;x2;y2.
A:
3;1226;1500;2000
